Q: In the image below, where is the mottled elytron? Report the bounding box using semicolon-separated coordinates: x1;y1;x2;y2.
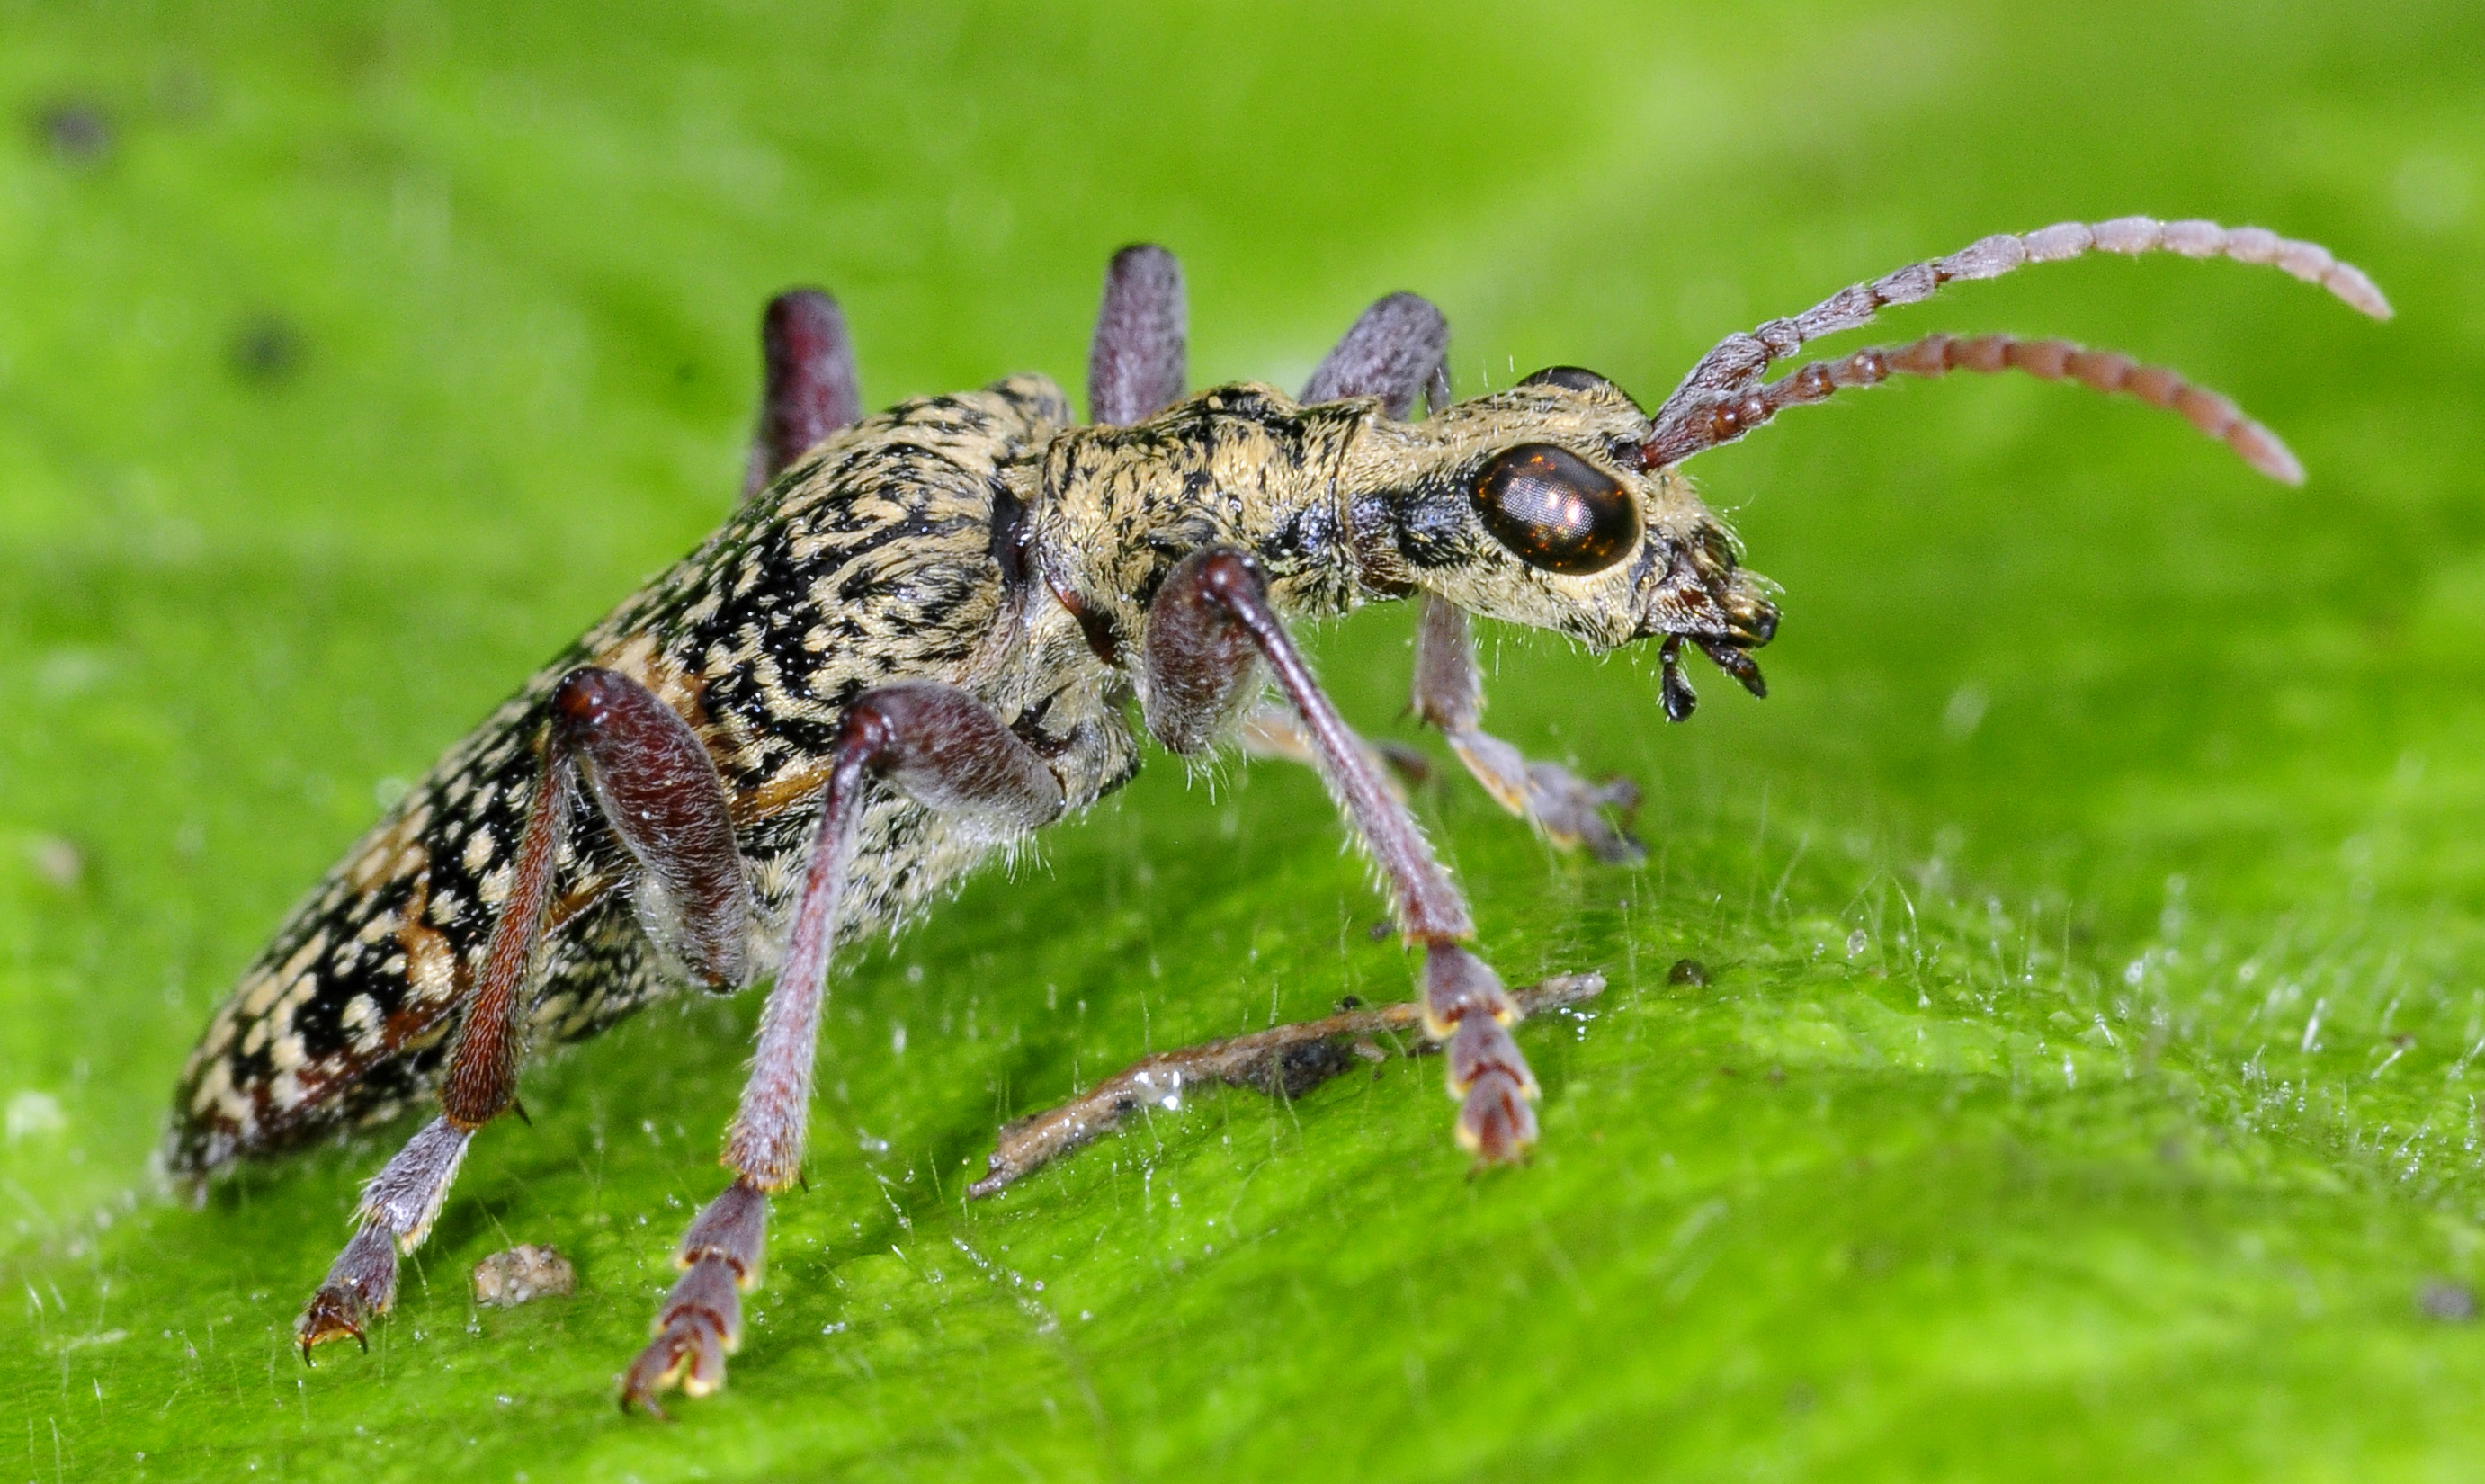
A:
166;217;2387;1411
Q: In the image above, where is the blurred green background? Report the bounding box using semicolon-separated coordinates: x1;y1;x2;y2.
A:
2;2;2479;1479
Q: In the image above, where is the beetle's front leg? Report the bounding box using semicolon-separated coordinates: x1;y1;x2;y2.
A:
296;667;751;1358
621;681;1061;1415
1142;548;1539;1163
1296;292;1644;860
1412;594;1645;864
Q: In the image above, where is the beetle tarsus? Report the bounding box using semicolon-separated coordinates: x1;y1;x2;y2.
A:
295;1218;395;1361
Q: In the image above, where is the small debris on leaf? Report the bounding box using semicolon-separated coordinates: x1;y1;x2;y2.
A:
1667;958;1709;988
2417;1278;2476;1322
970;972;1605;1197
471;1243;576;1309
27;835;83;888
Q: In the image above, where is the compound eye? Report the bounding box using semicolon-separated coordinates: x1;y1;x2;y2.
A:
1516;365;1615;394
1469;443;1640;576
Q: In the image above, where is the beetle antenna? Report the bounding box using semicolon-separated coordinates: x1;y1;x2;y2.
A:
1647;217;2386;471
1646;332;2306;483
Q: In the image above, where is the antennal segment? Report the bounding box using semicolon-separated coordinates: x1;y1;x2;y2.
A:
1649;217;2388;463
1644;332;2305;484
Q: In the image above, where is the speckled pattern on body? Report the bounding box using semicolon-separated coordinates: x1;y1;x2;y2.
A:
165;371;1685;1176
165;375;1139;1175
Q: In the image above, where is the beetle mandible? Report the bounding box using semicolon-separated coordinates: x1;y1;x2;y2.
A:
165;218;2388;1411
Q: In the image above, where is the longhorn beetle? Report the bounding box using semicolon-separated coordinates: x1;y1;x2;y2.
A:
166;217;2388;1412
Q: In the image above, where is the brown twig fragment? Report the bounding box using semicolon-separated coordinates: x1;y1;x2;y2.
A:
968;971;1605;1198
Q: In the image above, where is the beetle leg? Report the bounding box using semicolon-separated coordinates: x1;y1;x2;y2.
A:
1237;704;1431;798
297;666;755;1360
1087;244;1187;426
622;681;1062;1416
1142;547;1542;1165
1243;290;1453;805
294;1117;472;1358
741;288;861;502
551;667;756;992
1411;594;1644;863
294;746;570;1359
1301;291;1449;418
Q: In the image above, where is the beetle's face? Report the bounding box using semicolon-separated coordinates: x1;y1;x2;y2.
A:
1346;369;1778;711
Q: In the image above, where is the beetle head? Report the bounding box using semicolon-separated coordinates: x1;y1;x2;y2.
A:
1342;367;1777;719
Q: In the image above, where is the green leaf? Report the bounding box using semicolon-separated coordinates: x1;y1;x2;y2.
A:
4;2;2481;1479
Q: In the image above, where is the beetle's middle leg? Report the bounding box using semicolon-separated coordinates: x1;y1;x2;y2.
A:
621;680;1063;1415
296;667;755;1357
1143;546;1541;1163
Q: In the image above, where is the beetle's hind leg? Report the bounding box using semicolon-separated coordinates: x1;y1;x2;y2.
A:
294;666;755;1359
295;1117;473;1357
621;681;1063;1415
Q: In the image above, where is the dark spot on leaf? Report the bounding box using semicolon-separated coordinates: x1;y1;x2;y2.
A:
1667;958;1709;987
230;315;306;384
33;100;112;166
2418;1279;2476;1322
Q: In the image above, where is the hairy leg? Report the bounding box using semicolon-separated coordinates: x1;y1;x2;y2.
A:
1301;291;1449;418
740;289;862;501
621;681;1062;1415
1087;244;1186;426
295;667;754;1358
1142;547;1540;1162
1236;704;1430;796
1296;292;1639;858
1412;594;1644;863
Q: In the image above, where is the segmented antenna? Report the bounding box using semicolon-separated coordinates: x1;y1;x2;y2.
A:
1644;217;2389;475
1644;332;2305;484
